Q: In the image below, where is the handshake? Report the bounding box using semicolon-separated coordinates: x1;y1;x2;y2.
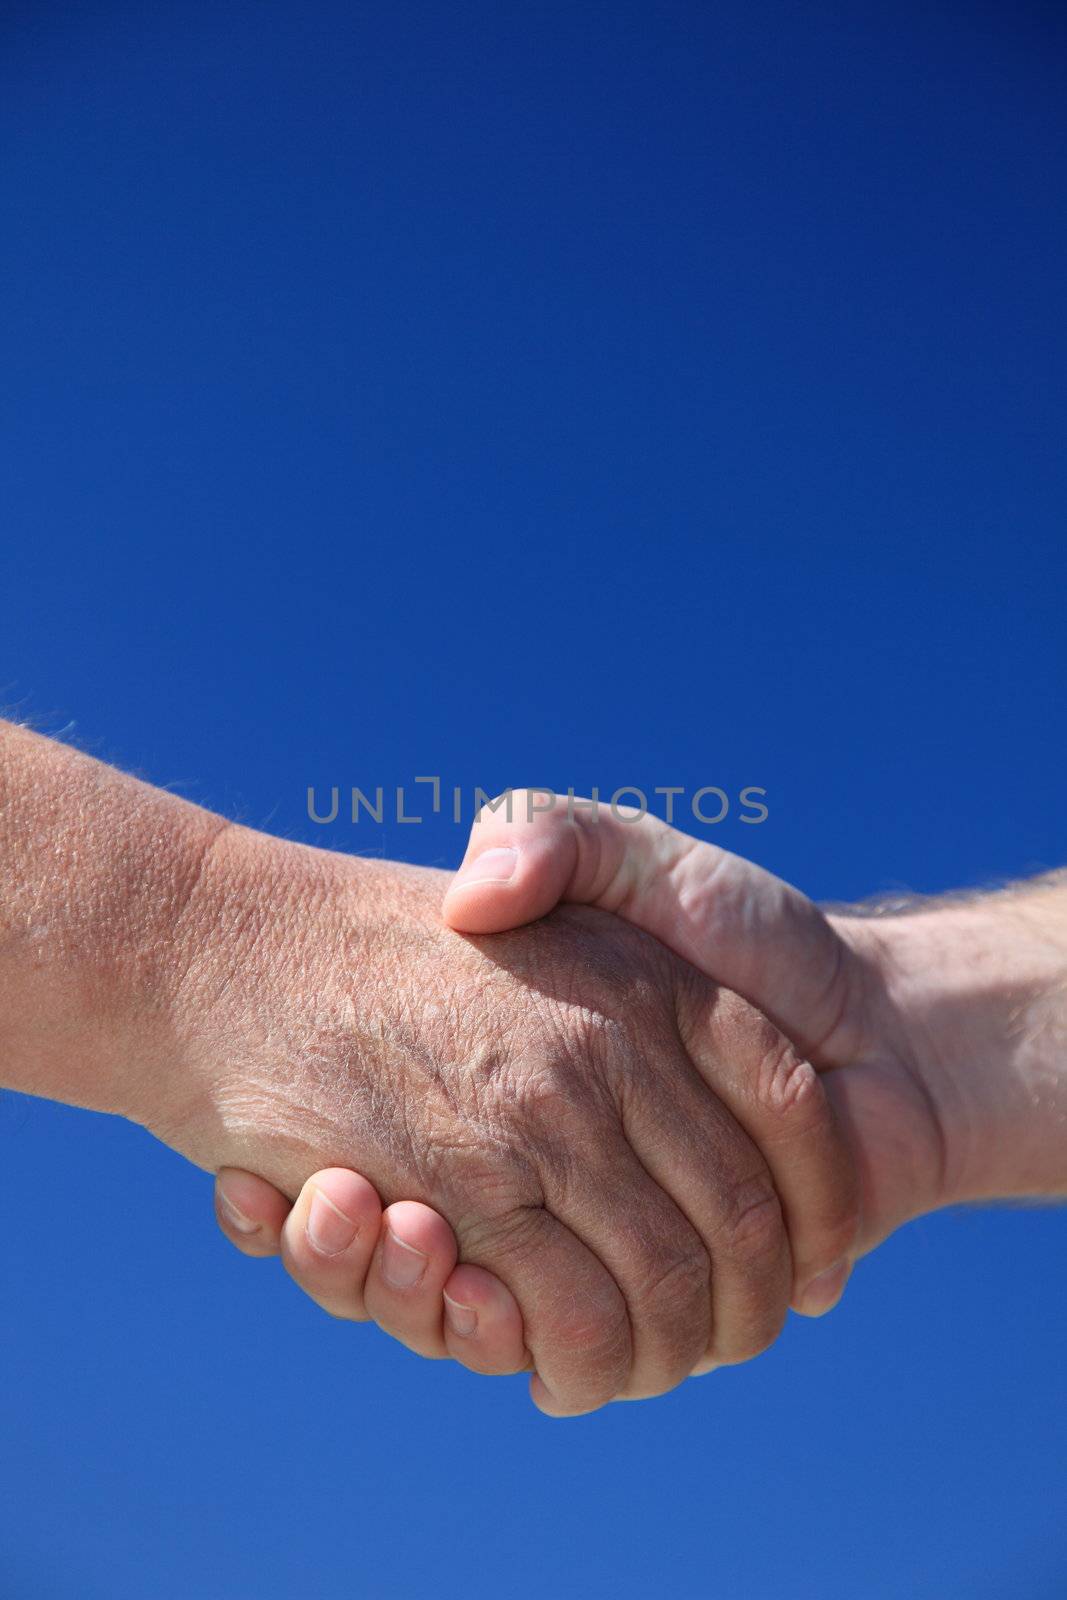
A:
3;723;1066;1415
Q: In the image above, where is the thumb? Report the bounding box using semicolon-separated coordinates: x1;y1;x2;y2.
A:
442;789;850;1062
441;789;588;935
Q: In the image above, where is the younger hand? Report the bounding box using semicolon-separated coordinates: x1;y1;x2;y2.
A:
214;1166;530;1378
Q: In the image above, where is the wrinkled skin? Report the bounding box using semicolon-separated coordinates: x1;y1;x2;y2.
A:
150;833;857;1415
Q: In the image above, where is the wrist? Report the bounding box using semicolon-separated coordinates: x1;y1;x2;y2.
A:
153;826;447;1185
856;886;1067;1209
0;721;230;1123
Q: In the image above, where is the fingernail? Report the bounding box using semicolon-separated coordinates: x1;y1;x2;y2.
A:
306;1188;359;1256
797;1259;851;1317
381;1227;427;1290
454;847;518;886
443;1291;478;1338
217;1191;259;1235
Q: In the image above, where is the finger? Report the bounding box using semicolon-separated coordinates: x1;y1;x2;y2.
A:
453;1204;631;1417
362;1201;459;1359
215;1167;292;1258
676;988;859;1314
534;1129;714;1400
445;793;860;1302
689;1355;719;1377
442;1263;530;1376
442;792;850;1064
620;1055;793;1370
279;1169;383;1321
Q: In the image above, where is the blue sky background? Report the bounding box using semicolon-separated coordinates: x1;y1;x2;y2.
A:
2;2;1065;1595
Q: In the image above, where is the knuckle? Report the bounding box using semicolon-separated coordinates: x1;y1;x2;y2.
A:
442;1155;540;1242
722;1298;789;1366
719;1172;785;1265
551;1286;629;1365
462;1205;632;1403
628;1246;713;1383
509;1058;587;1131
455;1198;552;1266
706;989;799;1107
633;1244;711;1319
754;1033;822;1118
501;1058;612;1197
748;1044;861;1260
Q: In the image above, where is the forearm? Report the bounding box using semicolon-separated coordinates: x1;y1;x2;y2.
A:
0;719;228;1120
0;718;437;1191
839;877;1067;1209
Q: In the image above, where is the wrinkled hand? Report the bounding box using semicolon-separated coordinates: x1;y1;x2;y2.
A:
156;828;858;1414
442;791;949;1255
